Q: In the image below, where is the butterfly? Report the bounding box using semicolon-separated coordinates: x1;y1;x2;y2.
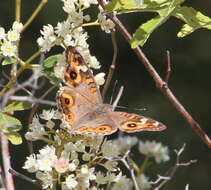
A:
57;46;166;135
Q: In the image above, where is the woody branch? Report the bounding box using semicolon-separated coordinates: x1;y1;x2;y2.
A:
97;0;211;149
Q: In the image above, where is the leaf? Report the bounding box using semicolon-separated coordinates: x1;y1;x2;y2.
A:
43;55;58;68
5;132;22;145
3;101;32;112
1;57;17;65
105;0;140;12
0;112;22;132
131;16;166;48
174;6;211;37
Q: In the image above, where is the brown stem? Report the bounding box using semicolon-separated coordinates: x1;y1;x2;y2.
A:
97;0;211;148
165;50;171;83
1;132;15;190
102;30;118;99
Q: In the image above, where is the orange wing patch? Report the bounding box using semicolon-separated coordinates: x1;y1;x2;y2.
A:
64;109;74;126
60;93;74;108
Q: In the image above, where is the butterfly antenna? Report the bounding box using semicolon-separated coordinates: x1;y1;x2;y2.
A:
109;80;118;105
112;86;124;111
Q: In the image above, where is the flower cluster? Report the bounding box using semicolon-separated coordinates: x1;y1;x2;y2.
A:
37;1;115;53
0;21;23;57
24;109;169;190
139;140;170;163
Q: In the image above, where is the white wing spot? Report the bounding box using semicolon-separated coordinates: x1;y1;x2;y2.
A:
140;118;148;124
153;121;159;126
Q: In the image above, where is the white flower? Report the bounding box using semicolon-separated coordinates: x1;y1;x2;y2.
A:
139;140;170;163
38;24;56;52
55;21;70;38
104;160;118;171
7;30;20;41
36;171;54;189
37;146;57;171
41;24;54;37
94;72;105;86
70;11;84;26
37;36;54;52
62;0;76;14
80;165;96;180
101;140;120;158
25;115;46;141
65;174;78;189
82;152;91;161
111;175;133;190
88;56;101;69
114;136;138;153
69;162;77;171
139;174;151;190
63;34;74;46
107;172;122;183
96;172;108;184
1;41;16;56
98;13;115;33
40;109;56;120
12;21;23;32
54;157;69;173
23;154;38;173
54;54;66;78
0;27;6;40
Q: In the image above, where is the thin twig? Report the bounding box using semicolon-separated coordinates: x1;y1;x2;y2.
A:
151;144;197;190
112;86;124;110
10;96;57;106
9;168;42;188
165;50;171;83
97;0;211;148
102;30;118;99
113;151;140;190
0;132;15;190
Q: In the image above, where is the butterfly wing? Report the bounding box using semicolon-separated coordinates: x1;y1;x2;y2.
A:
57;86;97;131
63;46;102;104
108;111;166;133
73;115;118;135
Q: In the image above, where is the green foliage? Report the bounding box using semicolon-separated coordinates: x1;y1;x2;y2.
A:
0;112;22;145
39;55;59;84
1;57;17;65
3;101;32;112
105;0;211;47
43;54;58;68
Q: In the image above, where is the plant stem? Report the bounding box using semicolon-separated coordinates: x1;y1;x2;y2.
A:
21;0;48;33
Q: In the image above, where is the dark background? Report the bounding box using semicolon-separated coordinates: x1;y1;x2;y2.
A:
0;0;211;190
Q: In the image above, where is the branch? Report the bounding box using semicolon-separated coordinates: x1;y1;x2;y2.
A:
9;168;42;188
151;144;197;190
0;132;15;190
113;150;140;190
97;0;211;149
165;50;171;83
102;30;118;99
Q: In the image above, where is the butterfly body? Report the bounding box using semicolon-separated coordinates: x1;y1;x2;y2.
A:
57;46;166;135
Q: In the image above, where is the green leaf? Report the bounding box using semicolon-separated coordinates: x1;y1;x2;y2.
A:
174;6;211;37
47;71;58;84
1;57;17;65
3;101;32;112
105;0;140;12
5;132;22;145
43;55;58;68
131;16;166;48
0;112;22;132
